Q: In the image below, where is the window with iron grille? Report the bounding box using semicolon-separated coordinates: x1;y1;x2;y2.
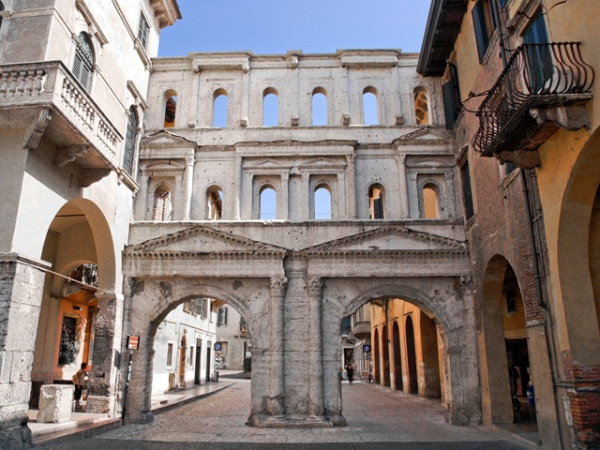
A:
442;63;462;130
123;107;138;174
73;32;94;91
505;161;517;175
138;12;150;51
167;343;173;366
460;160;475;220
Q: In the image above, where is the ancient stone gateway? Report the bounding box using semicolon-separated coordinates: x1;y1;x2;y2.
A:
122;50;481;427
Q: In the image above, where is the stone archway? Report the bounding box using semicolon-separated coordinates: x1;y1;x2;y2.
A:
321;279;481;426
124;278;270;425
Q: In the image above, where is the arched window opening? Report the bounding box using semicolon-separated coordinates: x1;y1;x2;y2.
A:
263;88;279;127
123;107;138;175
422;183;440;219
312;88;327;126
213;90;228;128
369;184;385;219
414;88;430;125
73;32;94;92
363;87;378;125
260;186;277;220
164;90;177;128
207;188;223;220
153;185;172;221
314;185;331;220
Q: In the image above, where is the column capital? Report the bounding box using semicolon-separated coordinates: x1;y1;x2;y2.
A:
269;277;288;296
304;277;324;298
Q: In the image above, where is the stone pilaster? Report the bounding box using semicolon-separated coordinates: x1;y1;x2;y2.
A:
86;292;124;417
267;277;287;416
305;277;324;417
0;253;49;450
346;154;357;219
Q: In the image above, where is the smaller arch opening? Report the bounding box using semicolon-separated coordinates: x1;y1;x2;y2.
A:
207;188;223;220
363;87;379;126
422;183;440;219
312;88;328;126
213;89;228;128
414;88;430;125
260;186;277;220
369;184;385;219
263;88;279;127
164;90;177;128
153;185;173;221
314;184;332;220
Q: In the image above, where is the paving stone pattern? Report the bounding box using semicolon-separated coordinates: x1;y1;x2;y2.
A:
39;380;529;449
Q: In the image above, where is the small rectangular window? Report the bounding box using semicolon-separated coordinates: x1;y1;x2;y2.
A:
167;343;174;366
218;308;228;326
461;160;475;220
138;13;150;50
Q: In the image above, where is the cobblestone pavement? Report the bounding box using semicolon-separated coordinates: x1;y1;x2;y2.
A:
39;379;531;449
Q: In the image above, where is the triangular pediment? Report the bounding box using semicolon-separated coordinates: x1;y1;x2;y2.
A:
299;158;341;167
301;225;466;253
126;225;288;254
140;130;199;149
394;127;454;144
249;159;283;167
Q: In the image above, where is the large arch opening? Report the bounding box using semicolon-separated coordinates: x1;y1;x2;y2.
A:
339;294;448;407
151;296;252;400
480;255;537;428
29;199;116;415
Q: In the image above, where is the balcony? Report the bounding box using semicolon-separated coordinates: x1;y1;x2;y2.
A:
353;321;371;340
473;42;595;168
0;61;122;186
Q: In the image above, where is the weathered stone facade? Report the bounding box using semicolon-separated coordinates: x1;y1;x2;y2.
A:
120;51;482;427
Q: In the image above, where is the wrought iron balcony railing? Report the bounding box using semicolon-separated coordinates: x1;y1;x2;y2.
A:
0;61;122;180
473;42;594;160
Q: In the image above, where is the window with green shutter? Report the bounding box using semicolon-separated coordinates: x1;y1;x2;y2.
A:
442;63;462;129
460;160;475;220
123;107;138;175
472;0;495;63
138;13;150;50
73;33;94;91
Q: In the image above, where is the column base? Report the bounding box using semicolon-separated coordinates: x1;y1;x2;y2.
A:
125;410;154;424
266;397;285;416
0;409;33;450
86;395;116;416
247;413;336;428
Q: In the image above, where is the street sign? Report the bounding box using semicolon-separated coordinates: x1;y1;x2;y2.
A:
127;335;140;350
363;344;371;353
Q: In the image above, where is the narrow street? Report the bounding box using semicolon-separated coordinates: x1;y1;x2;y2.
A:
39;374;532;449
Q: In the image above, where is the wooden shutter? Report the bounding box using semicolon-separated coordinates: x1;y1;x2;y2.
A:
73;33;94;91
138;13;150;50
524;12;551;93
123;108;138;174
443;63;462;129
461;161;475;219
472;1;489;63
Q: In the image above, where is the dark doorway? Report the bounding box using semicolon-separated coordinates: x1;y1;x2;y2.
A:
393;321;403;391
194;338;202;385
382;324;390;387
206;344;212;382
406;316;418;394
374;328;380;384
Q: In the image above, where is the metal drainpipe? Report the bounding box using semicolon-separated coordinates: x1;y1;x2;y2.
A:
521;168;566;447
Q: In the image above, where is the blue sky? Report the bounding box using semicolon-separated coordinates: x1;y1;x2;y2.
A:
159;0;433;57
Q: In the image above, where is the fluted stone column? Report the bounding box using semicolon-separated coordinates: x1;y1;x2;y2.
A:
182;155;194;220
397;153;410;218
305;277;324;417
86;292;124;417
268;277;288;416
346;154;357;219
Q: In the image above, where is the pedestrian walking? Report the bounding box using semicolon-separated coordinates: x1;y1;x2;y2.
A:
346;360;356;384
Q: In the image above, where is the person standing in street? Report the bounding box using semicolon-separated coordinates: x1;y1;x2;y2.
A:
346;360;356;384
73;362;89;411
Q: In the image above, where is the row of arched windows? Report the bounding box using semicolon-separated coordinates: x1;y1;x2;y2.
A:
150;182;443;221
162;86;431;129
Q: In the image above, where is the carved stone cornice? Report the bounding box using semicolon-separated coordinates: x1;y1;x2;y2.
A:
124;250;287;260
301;249;470;259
